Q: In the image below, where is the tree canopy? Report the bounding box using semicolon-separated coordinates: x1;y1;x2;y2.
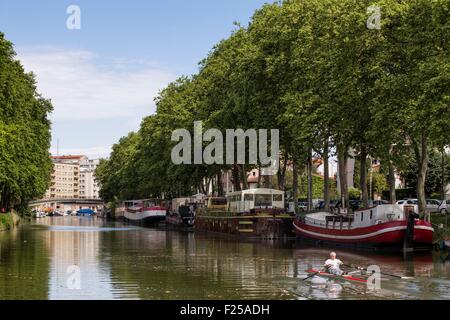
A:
96;0;449;214
0;33;53;212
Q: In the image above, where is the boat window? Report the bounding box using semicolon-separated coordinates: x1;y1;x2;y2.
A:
273;194;283;202
370;210;373;219
244;194;254;201
211;198;227;205
361;212;364;222
255;194;272;207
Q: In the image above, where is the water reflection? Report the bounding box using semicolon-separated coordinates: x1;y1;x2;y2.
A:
0;226;49;299
0;217;448;300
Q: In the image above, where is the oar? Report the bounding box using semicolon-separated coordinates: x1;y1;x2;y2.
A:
343;264;413;280
302;269;323;281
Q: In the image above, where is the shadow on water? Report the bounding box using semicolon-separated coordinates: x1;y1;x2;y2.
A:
0;217;448;300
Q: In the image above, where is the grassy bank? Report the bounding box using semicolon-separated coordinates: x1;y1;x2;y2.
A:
0;212;21;231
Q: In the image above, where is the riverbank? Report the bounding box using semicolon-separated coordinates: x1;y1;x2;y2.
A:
0;212;20;231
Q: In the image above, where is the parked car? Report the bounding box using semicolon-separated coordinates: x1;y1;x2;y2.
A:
298;202;308;212
425;199;441;214
370;200;390;206
349;200;362;211
396;199;418;213
313;199;324;210
331;200;343;211
396;198;442;214
287;201;308;213
438;199;450;214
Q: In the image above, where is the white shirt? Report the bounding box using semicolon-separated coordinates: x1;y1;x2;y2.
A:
324;258;343;270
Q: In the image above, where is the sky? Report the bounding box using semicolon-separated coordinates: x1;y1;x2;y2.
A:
0;0;272;158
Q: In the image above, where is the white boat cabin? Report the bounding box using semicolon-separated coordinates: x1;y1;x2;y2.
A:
123;199;161;210
352;205;405;227
304;205;406;229
172;194;206;213
227;188;284;213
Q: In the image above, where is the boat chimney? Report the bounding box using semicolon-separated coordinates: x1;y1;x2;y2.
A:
403;205;416;253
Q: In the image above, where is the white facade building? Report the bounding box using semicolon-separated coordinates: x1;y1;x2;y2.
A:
43;156;100;200
45;162;80;199
79;158;100;199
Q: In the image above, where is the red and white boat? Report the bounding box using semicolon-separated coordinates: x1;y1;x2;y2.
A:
293;205;434;250
123;199;166;226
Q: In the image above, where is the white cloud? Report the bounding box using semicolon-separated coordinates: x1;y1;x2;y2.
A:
15;46;177;159
17;46;176;122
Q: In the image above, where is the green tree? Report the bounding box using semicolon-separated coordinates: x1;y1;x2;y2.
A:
0;33;53;213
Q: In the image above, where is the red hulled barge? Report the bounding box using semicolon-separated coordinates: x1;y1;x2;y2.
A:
293;204;433;251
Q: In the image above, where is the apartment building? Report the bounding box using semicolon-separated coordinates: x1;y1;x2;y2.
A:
79;158;100;199
44;155;100;200
45;161;80;199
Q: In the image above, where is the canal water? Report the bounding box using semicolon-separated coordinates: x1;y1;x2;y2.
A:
0;217;448;300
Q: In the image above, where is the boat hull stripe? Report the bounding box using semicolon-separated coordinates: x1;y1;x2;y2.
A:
293;222;433;240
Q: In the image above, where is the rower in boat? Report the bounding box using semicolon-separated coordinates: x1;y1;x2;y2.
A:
324;252;344;275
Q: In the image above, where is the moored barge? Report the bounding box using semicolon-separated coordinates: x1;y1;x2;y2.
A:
195;189;295;240
165;195;204;231
121;199;166;226
293;204;434;251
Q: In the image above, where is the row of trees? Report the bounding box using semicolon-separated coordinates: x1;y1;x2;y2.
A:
96;0;449;215
0;33;53;213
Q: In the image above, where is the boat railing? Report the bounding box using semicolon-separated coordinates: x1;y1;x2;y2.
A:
303;213;354;230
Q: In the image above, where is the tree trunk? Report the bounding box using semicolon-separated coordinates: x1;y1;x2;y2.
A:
307;149;313;211
337;143;349;209
198;182;206;195
416;135;429;216
206;178;212;195
257;166;262;188
388;161;396;203
240;164;248;190
278;158;287;191
293;160;299;215
323;140;330;211
232;165;241;191
442;149;446;200
217;172;224;196
360;147;369;208
1;189;11;212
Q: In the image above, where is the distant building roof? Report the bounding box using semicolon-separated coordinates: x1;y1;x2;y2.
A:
52;155;85;160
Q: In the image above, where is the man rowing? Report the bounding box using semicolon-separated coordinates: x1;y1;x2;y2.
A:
324;252;344;275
